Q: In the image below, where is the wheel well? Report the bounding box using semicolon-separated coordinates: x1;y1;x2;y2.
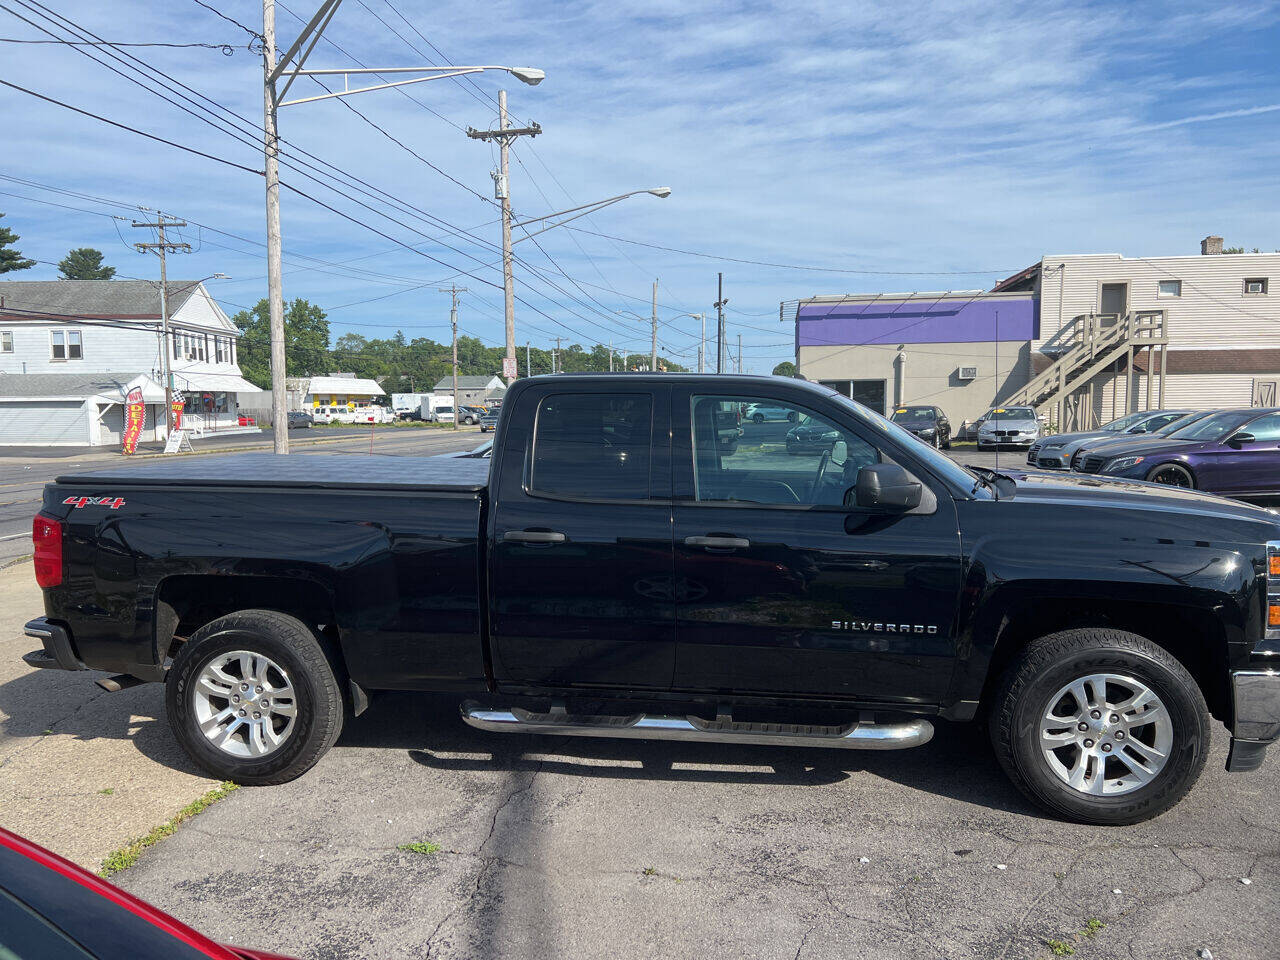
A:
154;576;345;677
1145;460;1196;484
980;597;1230;722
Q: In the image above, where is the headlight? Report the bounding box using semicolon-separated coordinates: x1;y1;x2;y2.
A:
1103;455;1145;473
918;427;935;435
1041;439;1063;449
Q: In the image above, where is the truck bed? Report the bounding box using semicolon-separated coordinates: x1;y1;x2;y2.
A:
55;453;490;493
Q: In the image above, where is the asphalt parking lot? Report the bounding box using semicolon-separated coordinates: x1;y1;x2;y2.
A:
114;693;1278;960
4;434;1278;960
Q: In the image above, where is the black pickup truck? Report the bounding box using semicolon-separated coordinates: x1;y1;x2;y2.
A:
23;374;1280;824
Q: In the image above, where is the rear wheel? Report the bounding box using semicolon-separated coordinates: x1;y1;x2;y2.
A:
166;609;344;785
990;628;1208;824
1146;463;1195;488
753;413;764;424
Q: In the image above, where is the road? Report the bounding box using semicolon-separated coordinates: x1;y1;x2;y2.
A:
0;426;487;565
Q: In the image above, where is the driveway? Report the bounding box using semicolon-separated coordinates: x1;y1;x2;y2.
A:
114;694;1278;960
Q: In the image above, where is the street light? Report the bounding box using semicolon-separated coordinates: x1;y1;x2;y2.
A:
261;0;546;453
511;188;672;244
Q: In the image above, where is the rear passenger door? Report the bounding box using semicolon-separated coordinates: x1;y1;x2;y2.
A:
489;386;676;689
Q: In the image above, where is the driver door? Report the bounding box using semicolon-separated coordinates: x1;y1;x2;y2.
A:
670;390;963;702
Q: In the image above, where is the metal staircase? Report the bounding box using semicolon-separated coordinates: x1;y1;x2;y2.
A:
1006;310;1168;431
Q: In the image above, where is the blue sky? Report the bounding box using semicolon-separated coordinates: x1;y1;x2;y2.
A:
1;0;1278;372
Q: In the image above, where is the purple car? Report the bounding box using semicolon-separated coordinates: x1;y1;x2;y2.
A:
1075;407;1280;496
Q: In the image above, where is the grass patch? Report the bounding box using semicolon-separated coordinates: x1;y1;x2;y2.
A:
98;781;238;878
98;788;114;796
398;840;442;856
1083;918;1104;936
1044;940;1075;956
642;866;657;876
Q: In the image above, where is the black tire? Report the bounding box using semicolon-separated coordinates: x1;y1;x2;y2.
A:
166;609;344;786
942;436;951;450
990;628;1209;825
1146;462;1195;488
753;413;764;424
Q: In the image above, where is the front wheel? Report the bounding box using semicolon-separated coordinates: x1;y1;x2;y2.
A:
990;628;1209;824
166;609;344;786
752;413;764;424
1146;463;1195;488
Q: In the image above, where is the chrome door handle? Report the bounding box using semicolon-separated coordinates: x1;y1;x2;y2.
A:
503;530;566;544
684;535;750;550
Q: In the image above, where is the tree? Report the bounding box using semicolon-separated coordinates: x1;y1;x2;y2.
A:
0;212;34;274
772;361;798;378
232;298;331;388
57;247;116;280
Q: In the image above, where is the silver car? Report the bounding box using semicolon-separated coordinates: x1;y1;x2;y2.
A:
1026;409;1193;469
977;406;1040;449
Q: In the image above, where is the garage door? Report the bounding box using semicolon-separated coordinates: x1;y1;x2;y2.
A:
0;401;88;445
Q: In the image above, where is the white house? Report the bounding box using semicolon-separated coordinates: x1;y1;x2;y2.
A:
0;279;260;446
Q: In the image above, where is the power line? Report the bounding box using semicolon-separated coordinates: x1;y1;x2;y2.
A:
188;0;264;45
0;79;262;175
0;37;241;53
563;225;1017;276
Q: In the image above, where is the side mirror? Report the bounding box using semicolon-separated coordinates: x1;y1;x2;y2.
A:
850;463;922;510
1227;431;1256;447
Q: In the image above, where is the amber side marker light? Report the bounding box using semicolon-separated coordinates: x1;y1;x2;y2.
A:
1269;603;1280;628
1269;555;1280;577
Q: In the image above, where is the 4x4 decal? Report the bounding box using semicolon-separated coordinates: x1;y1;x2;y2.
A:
63;496;126;510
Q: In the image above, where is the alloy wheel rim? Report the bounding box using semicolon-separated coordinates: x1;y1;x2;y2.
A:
192;650;298;758
1152;467;1191;487
1038;672;1173;796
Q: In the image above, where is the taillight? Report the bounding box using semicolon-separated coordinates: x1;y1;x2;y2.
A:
32;513;63;588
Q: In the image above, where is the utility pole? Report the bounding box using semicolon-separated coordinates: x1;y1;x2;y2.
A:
737;333;743;374
525;341;531;378
714;273;728;373
554;336;561;374
466;92;541;383
133;214;190;436
439;285;467;431
609;339;614;372
699;313;706;373
261;0;289;453
650;280;659;374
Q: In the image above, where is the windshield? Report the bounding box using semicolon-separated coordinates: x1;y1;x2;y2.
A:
1152;411;1211;435
890;406;935;422
1166;410;1248;441
828;393;982;494
1101;411;1152;432
983;407;1035;421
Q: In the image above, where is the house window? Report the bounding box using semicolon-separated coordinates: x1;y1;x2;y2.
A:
1245;278;1269;296
50;329;81;360
1157;279;1182;298
1;331;11;353
173;332;181;359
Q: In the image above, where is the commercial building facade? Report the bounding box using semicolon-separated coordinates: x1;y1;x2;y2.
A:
795;238;1280;430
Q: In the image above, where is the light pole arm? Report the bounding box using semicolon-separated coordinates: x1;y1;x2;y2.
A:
512;189;669;245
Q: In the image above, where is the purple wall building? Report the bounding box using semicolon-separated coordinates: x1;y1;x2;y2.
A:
796;294;1038;347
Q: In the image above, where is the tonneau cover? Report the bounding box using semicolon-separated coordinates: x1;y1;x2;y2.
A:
55;453;490;493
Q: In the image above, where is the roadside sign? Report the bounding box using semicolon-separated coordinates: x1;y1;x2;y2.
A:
163;429;193;454
121;387;145;456
502;356;518;379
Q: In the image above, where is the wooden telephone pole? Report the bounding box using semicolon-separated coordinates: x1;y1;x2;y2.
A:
439;285;467;431
132;214;190;435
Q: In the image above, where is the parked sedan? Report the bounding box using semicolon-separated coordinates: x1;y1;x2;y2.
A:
286;410;313;429
890;405;951;449
1068;410;1217;470
744;403;798;423
1077;407;1280;496
0;827;295;960
1026;409;1192;469
479;412;499;433
977;406;1040;449
785;416;840;455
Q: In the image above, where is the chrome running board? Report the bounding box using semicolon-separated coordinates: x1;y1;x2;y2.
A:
459;702;933;750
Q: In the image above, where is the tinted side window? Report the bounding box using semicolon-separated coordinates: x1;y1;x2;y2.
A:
1244;412;1280;441
531;393;653;500
691;395;879;506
